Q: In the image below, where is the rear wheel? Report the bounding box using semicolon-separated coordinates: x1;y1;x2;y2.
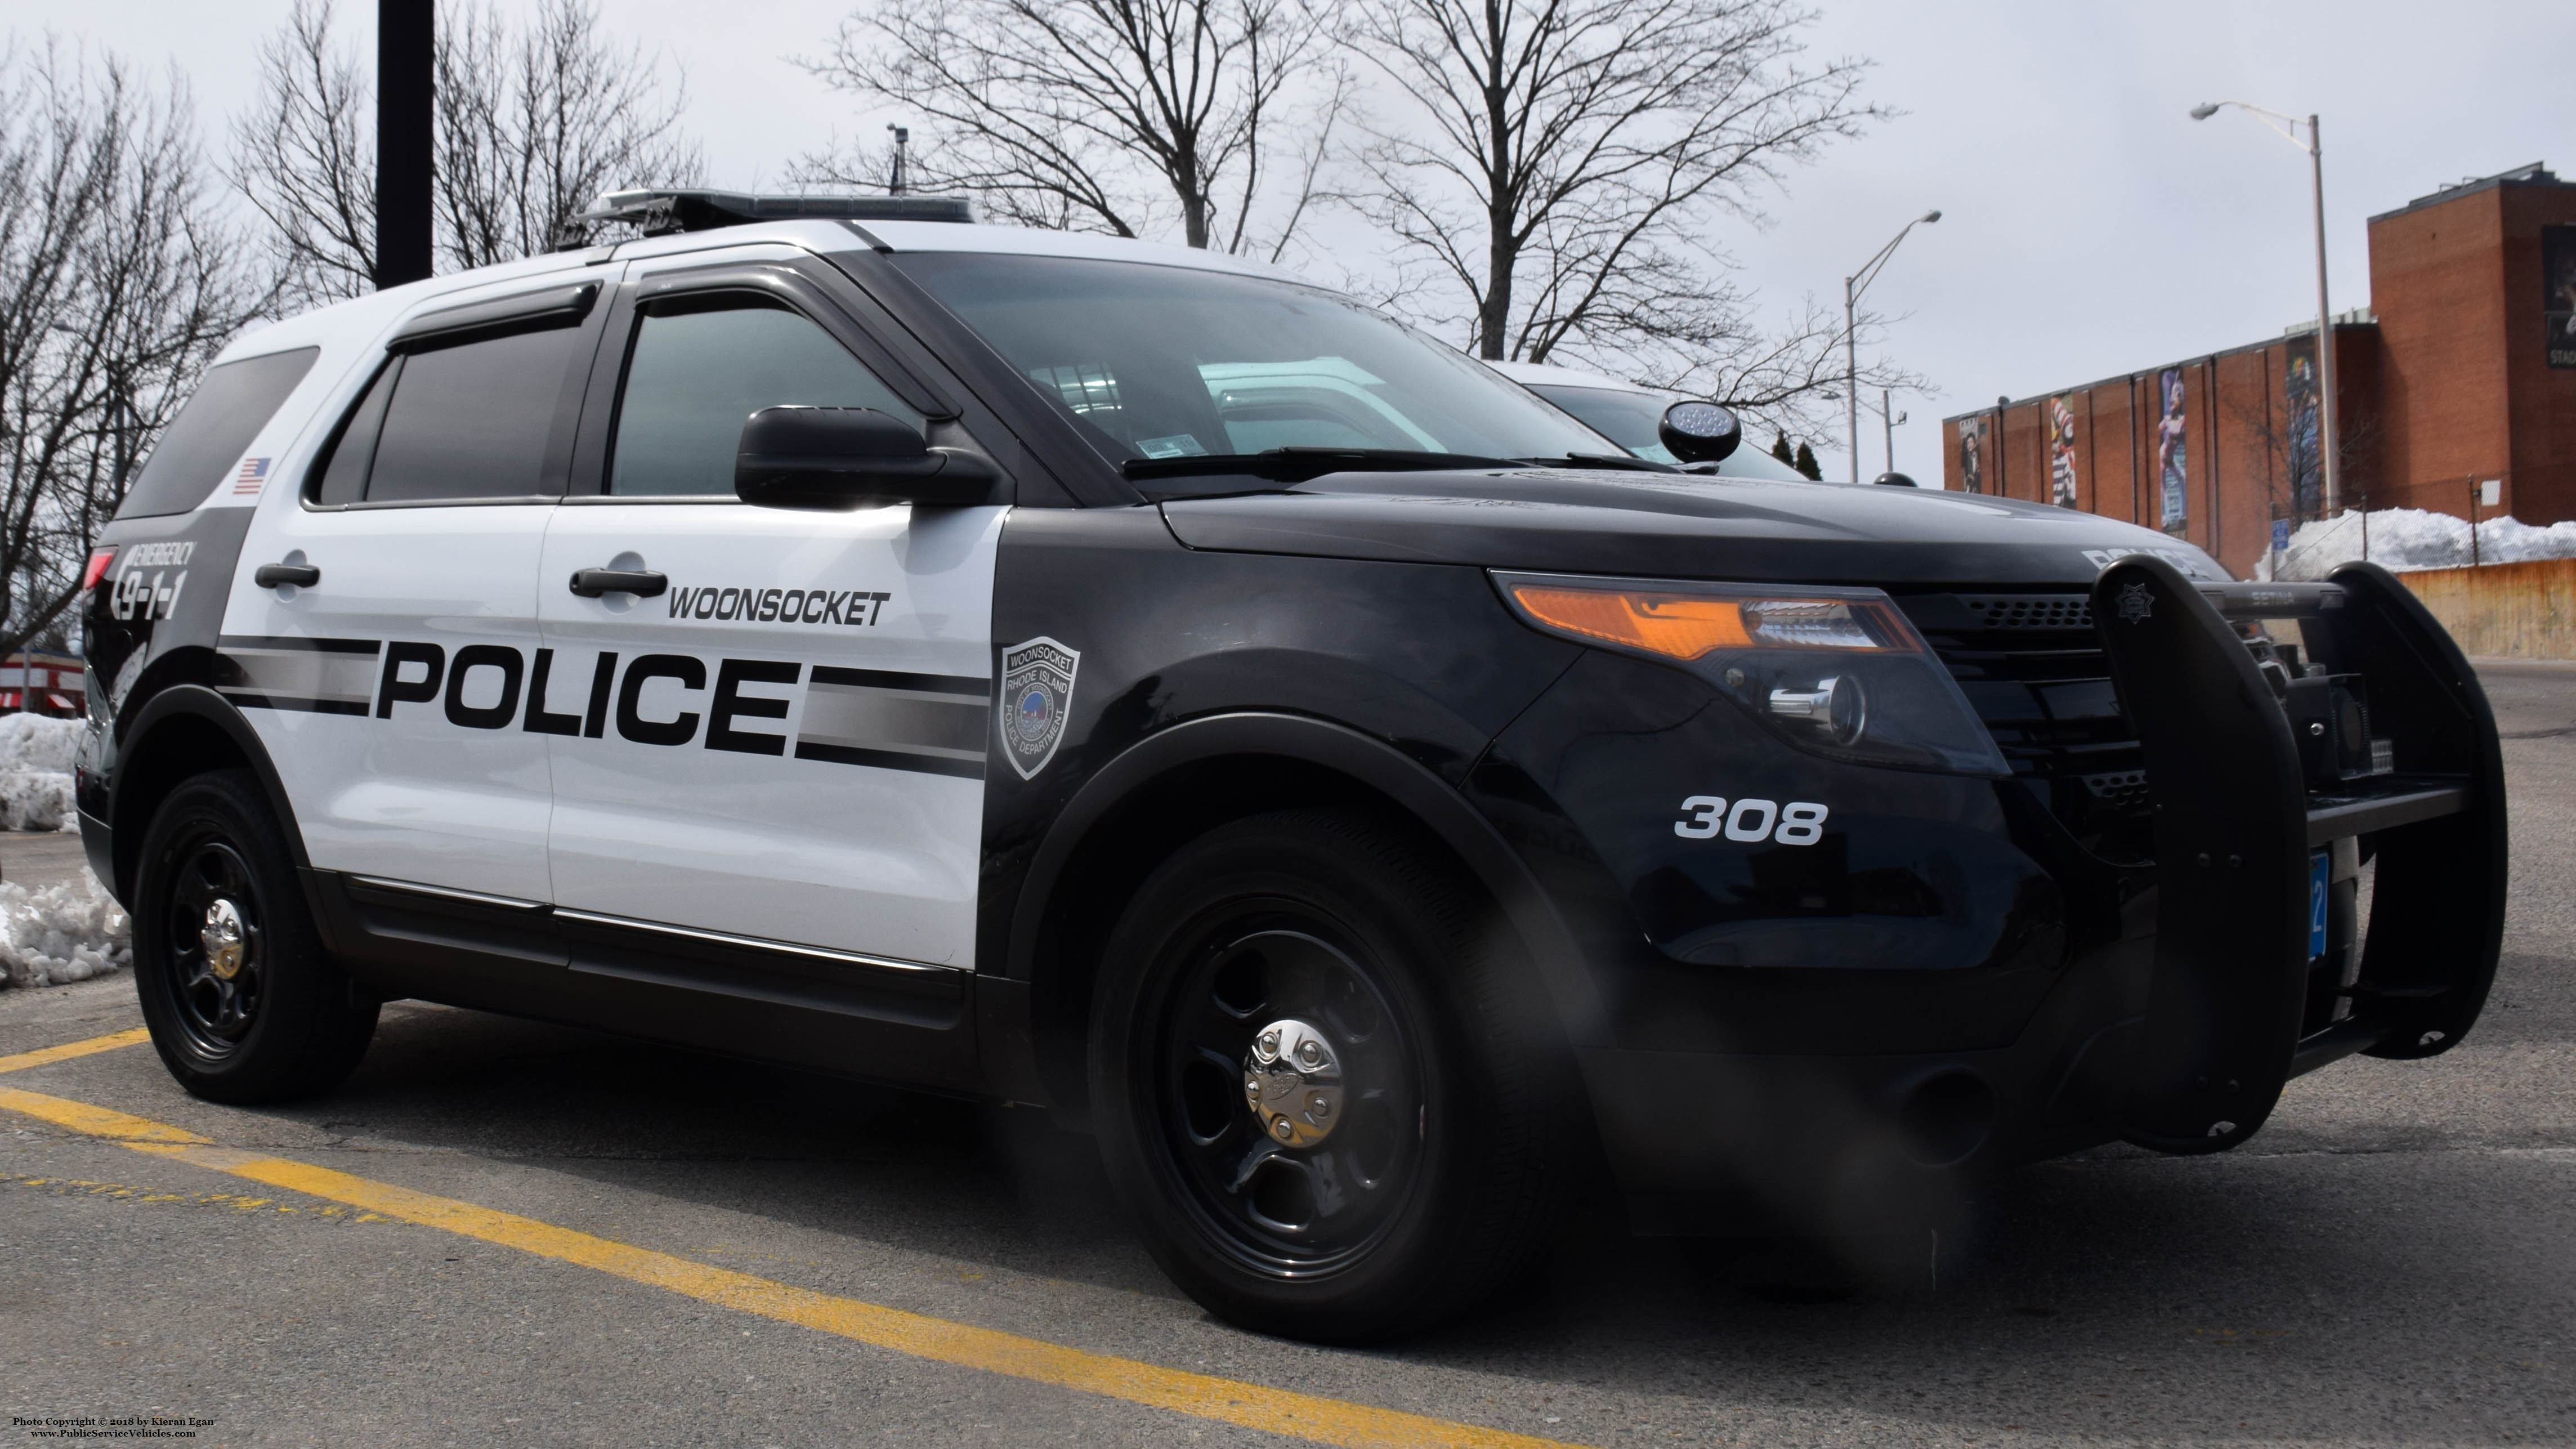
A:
132;770;376;1102
1090;808;1571;1341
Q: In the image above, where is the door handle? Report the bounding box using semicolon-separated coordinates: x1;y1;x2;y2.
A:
254;562;321;588
569;567;668;598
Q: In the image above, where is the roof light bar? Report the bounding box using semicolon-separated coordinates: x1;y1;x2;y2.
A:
573;189;974;240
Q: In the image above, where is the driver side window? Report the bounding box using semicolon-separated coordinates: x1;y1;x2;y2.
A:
608;294;924;497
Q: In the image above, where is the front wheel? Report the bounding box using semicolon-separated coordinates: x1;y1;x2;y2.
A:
1089;808;1572;1341
132;769;377;1102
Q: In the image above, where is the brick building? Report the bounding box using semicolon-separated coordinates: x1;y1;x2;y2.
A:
1943;162;2576;579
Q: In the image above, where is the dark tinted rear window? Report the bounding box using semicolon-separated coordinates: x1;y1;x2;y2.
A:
365;327;578;502
311;357;400;506
114;347;319;518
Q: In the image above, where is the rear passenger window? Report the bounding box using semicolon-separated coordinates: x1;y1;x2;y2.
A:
361;326;580;502
311;357;400;506
115;347;319;519
609;295;923;497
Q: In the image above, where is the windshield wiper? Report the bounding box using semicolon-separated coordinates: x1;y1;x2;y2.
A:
1528;451;1680;473
1121;447;1520;484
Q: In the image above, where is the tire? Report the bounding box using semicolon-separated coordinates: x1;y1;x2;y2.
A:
131;769;377;1103
1089;807;1572;1341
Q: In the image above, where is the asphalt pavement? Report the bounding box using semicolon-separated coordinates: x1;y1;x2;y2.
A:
1;662;2569;1447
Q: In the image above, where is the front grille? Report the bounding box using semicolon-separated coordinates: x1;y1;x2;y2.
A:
1900;592;2153;861
1957;594;2094;631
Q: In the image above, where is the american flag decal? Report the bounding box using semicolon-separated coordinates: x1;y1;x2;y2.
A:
232;457;272;495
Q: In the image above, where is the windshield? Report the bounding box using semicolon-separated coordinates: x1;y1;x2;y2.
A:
888;253;1618;480
1526;382;1811;481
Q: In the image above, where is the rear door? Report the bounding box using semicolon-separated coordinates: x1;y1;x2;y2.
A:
538;251;1007;966
221;273;612;900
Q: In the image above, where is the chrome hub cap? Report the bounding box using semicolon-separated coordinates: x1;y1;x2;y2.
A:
1244;1018;1343;1148
202;898;247;981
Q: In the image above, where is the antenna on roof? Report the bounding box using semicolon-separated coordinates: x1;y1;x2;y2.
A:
887;126;909;196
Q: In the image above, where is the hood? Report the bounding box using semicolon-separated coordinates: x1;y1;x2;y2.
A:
1157;468;2230;589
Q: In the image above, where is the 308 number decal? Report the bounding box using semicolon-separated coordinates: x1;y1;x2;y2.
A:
1674;795;1829;846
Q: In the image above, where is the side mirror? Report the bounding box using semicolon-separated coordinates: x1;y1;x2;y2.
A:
1657;400;1742;463
735;406;999;510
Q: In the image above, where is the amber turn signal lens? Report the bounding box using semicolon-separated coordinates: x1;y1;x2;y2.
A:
1508;584;1752;660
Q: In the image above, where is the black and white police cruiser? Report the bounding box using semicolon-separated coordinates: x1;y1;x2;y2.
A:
82;190;2506;1341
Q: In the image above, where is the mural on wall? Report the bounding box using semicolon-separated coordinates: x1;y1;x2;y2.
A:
1958;414;1987;494
2547;224;2576;369
2155;366;2188;533
2285;335;2322;519
2046;395;2078;507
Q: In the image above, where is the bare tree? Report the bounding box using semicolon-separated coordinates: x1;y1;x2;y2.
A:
436;0;704;265
802;0;1343;256
230;0;701;308
0;43;259;659
227;0;376;310
1340;0;1885;426
2226;374;2381;531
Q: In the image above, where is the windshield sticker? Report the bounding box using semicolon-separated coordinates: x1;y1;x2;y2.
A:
1135;433;1209;459
999;636;1080;780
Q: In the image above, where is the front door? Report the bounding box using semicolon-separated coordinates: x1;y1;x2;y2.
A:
538;265;1005;966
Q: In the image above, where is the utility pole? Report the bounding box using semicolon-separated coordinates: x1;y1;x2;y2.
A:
376;0;434;289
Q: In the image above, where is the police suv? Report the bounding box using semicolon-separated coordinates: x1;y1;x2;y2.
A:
82;191;2505;1341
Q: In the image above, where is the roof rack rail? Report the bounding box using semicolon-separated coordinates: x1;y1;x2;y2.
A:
571;189;974;240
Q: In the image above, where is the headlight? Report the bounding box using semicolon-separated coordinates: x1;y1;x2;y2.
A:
1495;572;2008;776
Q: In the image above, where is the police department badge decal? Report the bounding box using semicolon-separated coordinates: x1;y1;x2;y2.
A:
999;637;1080;780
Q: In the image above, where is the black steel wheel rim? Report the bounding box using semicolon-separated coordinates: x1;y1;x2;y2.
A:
161;834;265;1058
1151;908;1424;1277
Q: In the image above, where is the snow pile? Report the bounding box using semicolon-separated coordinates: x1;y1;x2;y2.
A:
2259;509;2576;581
0;869;128;987
0;770;76;831
0;713;84;772
0;713;83;832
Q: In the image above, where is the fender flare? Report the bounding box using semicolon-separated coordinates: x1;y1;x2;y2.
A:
1005;710;1607;1040
108;683;311;897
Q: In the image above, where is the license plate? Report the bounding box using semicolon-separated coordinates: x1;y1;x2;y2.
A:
2309;851;2331;959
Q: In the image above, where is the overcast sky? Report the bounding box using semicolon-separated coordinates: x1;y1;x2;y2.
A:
7;0;2568;484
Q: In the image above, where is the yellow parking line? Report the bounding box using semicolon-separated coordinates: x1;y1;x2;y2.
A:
0;1026;151;1075
0;1088;208;1143
1;1083;1584;1449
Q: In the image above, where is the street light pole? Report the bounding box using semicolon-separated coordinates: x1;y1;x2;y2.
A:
1842;210;1941;483
2192;100;2339;515
2306;113;2339;517
1842;276;1857;485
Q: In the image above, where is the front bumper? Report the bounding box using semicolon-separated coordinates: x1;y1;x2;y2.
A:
1488;559;2504;1212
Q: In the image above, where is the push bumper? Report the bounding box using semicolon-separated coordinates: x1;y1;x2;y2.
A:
1575;558;2505;1220
2088;557;2506;1151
